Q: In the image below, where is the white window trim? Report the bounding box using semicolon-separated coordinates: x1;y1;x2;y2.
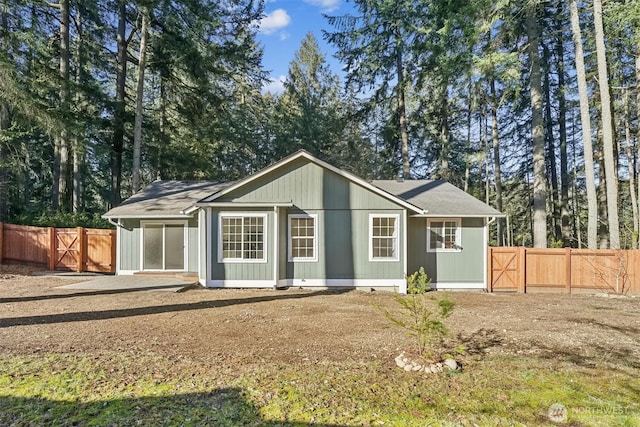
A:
426;218;462;253
288;213;318;262
368;213;400;262
218;212;268;263
140;220;188;271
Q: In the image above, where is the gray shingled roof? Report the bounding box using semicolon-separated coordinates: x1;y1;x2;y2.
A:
372;180;503;217
104;177;501;219
103;180;232;218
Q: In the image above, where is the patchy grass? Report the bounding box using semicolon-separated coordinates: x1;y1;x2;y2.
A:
0;351;638;426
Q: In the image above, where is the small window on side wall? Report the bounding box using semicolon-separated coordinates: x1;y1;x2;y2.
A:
427;218;462;252
369;214;400;261
288;214;317;262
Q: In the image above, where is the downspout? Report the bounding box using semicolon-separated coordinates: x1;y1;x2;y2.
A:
107;217;124;229
484;217;497;292
105;217;123;275
400;209;408;294
273;205;279;289
483;216;497;292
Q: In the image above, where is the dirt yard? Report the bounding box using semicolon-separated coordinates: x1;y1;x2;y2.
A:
1;265;639;370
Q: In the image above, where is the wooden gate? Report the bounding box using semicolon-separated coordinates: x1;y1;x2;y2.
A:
53;228;81;271
488;247;524;292
84;228;116;273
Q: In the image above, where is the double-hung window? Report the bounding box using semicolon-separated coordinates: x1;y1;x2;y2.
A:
219;214;266;262
369;214;399;261
427;218;461;252
288;214;317;262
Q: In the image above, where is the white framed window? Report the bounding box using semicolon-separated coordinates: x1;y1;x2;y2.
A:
369;214;400;262
140;220;188;271
288;214;318;262
218;213;267;263
427;218;462;252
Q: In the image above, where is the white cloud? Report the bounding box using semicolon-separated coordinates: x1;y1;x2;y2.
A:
258;9;291;35
304;0;341;13
262;75;287;95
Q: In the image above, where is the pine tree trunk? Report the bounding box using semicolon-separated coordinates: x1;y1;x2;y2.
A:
596;145;609;248
624;90;638;249
395;27;410;180
593;0;620;249
111;0;127;207
543;43;560;243
0;6;8;221
555;3;571;246
490;78;504;245
72;4;85;212
464;82;472;193
52;0;70;212
527;4;547;248
569;0;598;249
636;44;640;249
132;6;149;194
439;83;450;181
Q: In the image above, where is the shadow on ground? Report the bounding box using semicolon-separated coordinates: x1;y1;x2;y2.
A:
0;387;345;426
455;328;506;355
0;284;194;304
0;288;351;328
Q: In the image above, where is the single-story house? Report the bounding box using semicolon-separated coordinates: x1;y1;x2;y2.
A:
103;150;503;293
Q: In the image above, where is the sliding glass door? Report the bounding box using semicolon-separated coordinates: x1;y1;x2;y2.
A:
142;223;186;270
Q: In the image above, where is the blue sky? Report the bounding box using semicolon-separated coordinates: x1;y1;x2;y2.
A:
256;0;354;94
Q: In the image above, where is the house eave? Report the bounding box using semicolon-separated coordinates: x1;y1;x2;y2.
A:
186;201;294;213
410;213;506;218
102;214;194;219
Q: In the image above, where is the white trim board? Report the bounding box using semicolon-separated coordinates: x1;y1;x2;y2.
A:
205;279;404;289
278;279;402;288
432;282;485;290
206;280;275;288
117;270;137;276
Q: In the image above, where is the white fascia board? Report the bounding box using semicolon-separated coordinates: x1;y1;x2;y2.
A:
199;150;424;214
411;213;505;218
102;214;194;219
195;202;294;209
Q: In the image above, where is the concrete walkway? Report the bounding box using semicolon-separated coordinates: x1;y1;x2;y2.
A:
56;275;198;293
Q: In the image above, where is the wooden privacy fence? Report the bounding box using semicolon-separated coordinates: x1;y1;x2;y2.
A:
0;223;116;273
488;247;640;295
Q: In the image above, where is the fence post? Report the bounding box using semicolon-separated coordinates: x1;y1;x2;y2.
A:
77;226;85;273
0;222;3;265
565;248;572;294
110;229;117;273
48;227;56;270
487;247;493;292
518;247;526;293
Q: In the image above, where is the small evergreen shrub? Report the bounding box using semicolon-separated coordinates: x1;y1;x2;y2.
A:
406;266;431;294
